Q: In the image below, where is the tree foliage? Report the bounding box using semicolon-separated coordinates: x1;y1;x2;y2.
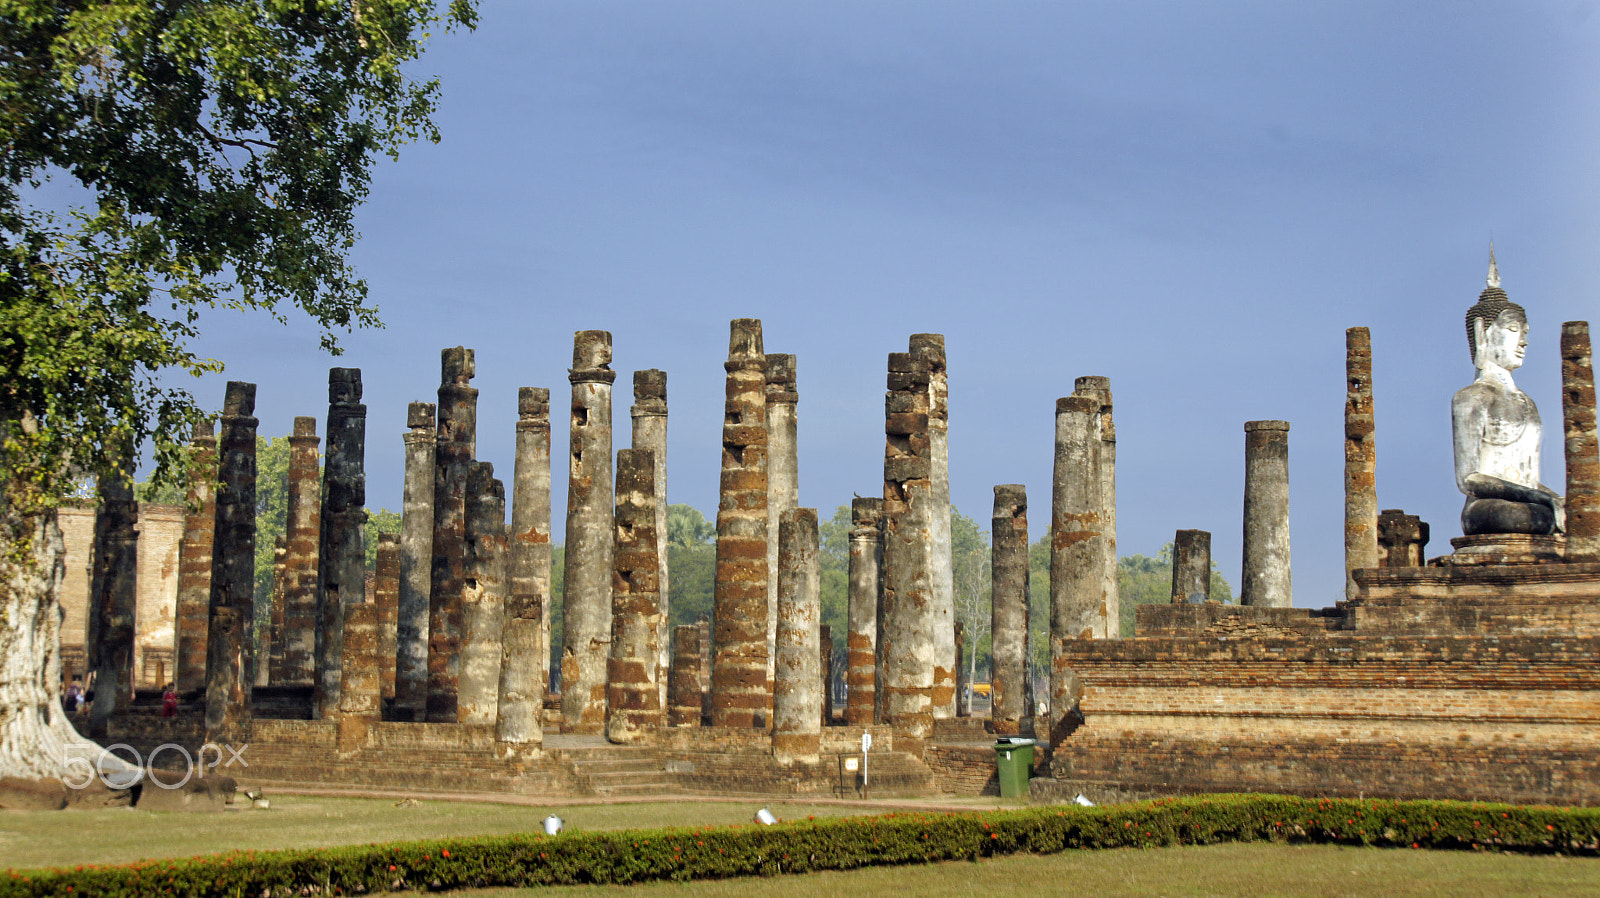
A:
0;0;477;505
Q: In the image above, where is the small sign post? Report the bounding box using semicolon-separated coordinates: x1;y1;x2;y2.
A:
861;731;872;797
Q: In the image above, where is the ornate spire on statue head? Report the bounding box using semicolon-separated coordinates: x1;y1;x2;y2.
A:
1487;242;1500;289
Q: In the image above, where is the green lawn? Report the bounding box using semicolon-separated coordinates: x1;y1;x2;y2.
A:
468;842;1600;898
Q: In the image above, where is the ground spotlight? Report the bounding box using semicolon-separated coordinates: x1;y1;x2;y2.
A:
544;814;564;835
754;807;777;825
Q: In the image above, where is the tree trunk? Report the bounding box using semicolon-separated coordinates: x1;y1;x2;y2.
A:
0;504;134;799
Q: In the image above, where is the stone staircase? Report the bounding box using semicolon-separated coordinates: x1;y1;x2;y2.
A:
550;744;674;797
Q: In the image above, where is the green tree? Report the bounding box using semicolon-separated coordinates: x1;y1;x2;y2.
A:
0;0;476;786
666;503;715;549
951;506;991;687
364;507;401;568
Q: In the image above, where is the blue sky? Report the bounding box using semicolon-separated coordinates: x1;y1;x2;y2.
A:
174;1;1600;608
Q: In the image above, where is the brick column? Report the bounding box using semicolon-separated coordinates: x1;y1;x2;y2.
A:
712;319;769;728
606;448;663;743
1377;511;1429;567
279;416;321;688
1073;376;1117;637
429;348;476;722
337;602;380;753
953;620;968;717
911;335;957;718
374;534;399;702
262;535;285;686
773;507;821;765
87;470;138;734
881;351;935;750
1562;322;1599;562
845;497;881;727
317;368;367;718
174;421;216;695
205;381;257;742
396;401;434;718
458;462;506;725
1242;420;1292;608
990;484;1028;736
562;331;616;734
1170;529;1212;603
1052;396;1105;640
629;372;669;712
668;625;702;727
499;388;551;744
764;353;798;718
1345;327;1379;598
820;624;833;727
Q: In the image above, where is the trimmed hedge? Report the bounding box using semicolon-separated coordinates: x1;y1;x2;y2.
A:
4;794;1598;897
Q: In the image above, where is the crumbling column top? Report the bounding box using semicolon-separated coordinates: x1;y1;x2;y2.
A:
765;354;798;403
518;387;551;419
631;370;667;415
1246;420;1291;433
1055;395;1097;415
407;401;436;430
441;346;475;383
908;334;946;368
571;330;614;378
850;496;883;527
329;367;362;404
222;381;256;417
727;318;765;366
292;416;317;439
993;483;1027;510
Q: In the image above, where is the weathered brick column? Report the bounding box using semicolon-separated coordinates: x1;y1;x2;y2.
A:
429;348;476;722
1073;376;1118;637
317;368;367;718
764;354;798;718
279;416;321;688
881;351;935;749
820;624;833;727
87;470;138;734
175;421;217;695
374;534;399;702
629;372;669;710
499;387;551;744
1562;321;1599;562
990;484;1028;736
459;462;506;725
1052;395;1106;640
910;335;957;718
712;319;770;728
1345;327;1378;598
697;616;712;724
396;401;435;718
205;381;257;741
1241;420;1292;608
773;507;821;765
953;621;968;717
845;497;881;727
1170;529;1212;603
606;448;663;744
1377;510;1429;567
262;535;285;686
337;601;380;753
562;330;616;734
668;625;701;727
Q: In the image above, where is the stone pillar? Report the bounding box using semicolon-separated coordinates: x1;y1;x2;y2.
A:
87;470;138;733
562;331;616;734
697;616;712;724
429;348;476;722
845;497;882;727
764;353;798;720
954;621;968;717
316;368;367;718
1377;510;1430;567
1072;376;1118;638
607;448;663;743
374;534;399;702
819;624;833;728
1170;529;1212;603
629;372;669;711
175;421;217;695
337;602;380;753
881;351;935;749
396;401;435;718
205;381;257;741
773;507;820;765
458;462;506;726
1241;420;1292;608
1562;321;1600;562
668;625;701;727
1051;396;1106;640
990;484;1028;736
500;388;551;744
1344;327;1379;598
712;319;770;728
279;416;321;688
261;535;285;687
911;335;957;717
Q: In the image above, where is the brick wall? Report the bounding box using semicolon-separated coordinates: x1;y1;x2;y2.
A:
58;502;184;688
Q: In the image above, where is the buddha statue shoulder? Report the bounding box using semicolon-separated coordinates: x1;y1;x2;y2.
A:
1450;252;1565;536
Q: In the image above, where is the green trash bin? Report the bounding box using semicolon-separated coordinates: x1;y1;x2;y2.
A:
993;738;1036;799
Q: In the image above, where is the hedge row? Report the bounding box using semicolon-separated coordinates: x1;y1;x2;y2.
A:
5;794;1598;897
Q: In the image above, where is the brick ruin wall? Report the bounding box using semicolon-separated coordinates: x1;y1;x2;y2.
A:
58;502;184;689
1053;633;1600;805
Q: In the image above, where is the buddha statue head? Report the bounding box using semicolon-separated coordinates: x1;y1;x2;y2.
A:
1464;252;1528;373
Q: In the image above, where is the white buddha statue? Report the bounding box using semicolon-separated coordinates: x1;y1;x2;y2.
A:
1451;252;1564;536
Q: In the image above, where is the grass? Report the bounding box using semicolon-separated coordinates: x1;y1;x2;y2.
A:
464;842;1600;898
0;795;881;870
